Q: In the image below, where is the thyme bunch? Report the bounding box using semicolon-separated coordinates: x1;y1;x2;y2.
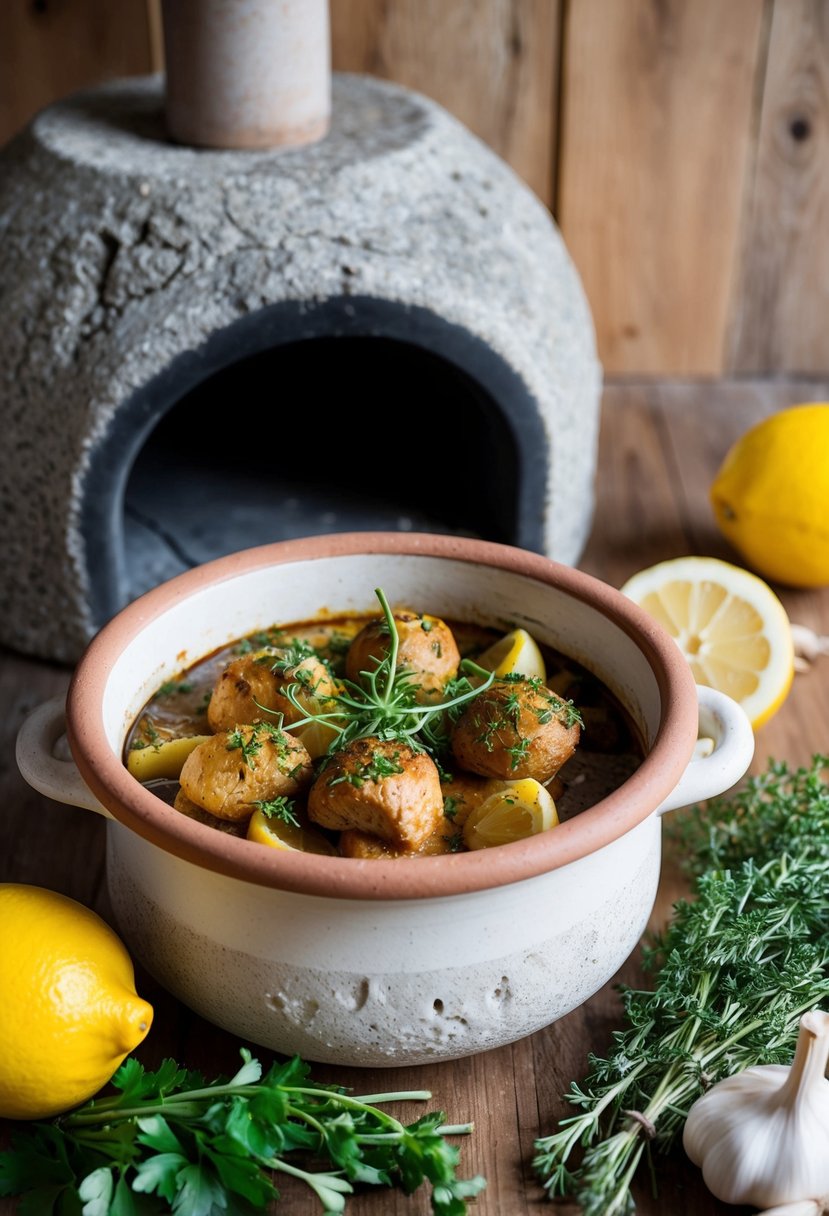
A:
533;756;829;1214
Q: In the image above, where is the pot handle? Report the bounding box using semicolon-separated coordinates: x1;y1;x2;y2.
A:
16;696;112;818
655;685;755;817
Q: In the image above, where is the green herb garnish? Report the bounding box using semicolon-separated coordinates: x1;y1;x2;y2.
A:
226;727;263;769
158;680;194;696
0;1050;485;1215
254;796;300;826
279;589;494;761
130;723;161;753
443;796;459;822
226;723;290;770
330;749;405;788
533;756;829;1214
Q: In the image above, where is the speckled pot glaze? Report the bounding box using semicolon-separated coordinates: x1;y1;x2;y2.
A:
16;534;755;1065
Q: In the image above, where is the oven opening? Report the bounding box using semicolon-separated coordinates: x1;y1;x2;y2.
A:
123;336;519;603
82;298;549;630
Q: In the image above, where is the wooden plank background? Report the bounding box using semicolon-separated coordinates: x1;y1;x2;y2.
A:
2;0;828;380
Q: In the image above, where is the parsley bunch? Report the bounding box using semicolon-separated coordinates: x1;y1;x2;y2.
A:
0;1051;485;1216
533;756;829;1214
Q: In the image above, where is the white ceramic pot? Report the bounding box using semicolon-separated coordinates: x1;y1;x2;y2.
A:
17;534;754;1066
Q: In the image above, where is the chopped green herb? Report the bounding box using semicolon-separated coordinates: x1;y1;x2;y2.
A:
443;796;459;821
131;722;162;753
326;630;355;656
421;618;434;633
506;737;531;769
446;832;464;852
332;750;405;788
158;680;194;696
255;796;300;827
226;727;263;769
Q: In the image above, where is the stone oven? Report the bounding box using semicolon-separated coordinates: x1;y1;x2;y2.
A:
0;72;601;663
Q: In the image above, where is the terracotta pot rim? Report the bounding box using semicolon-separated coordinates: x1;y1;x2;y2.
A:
66;533;699;900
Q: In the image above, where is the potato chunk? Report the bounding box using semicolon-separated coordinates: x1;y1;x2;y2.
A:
173;789;248;836
308;737;443;849
345;611;460;698
208;649;338;734
451;676;581;782
179;724;312;821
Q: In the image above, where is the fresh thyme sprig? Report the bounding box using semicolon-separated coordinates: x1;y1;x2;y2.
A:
272;589;495;759
533;756;829;1214
0;1050;485;1216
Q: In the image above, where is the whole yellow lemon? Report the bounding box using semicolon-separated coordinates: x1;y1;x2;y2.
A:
710;403;829;587
0;884;153;1119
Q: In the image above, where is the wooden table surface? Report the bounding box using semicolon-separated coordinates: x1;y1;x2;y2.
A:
3;378;829;1215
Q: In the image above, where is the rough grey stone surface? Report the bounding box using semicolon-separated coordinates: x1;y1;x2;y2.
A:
0;73;601;663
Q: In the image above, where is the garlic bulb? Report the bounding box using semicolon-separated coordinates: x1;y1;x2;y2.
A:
683;1010;829;1209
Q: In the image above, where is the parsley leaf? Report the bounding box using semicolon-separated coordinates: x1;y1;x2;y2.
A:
0;1049;484;1216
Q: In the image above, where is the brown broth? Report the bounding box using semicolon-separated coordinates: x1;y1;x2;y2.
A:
124;614;644;850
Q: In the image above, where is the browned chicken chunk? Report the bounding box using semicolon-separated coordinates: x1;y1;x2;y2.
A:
339;772;492;859
179;723;312;821
451;676;581;782
439;772;501;828
308;736;443;849
345;611;460;698
208;649;338;734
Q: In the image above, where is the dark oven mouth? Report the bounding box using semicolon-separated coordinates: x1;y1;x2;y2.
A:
81;296;548;631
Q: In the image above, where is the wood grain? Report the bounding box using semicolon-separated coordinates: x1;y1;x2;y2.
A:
558;0;767;375
2;379;829;1213
0;0;155;147
330;0;560;206
728;0;829;373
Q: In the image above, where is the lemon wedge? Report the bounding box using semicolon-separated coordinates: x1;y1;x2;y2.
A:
462;778;558;850
246;806;337;855
620;556;794;730
127;734;211;781
476;628;547;681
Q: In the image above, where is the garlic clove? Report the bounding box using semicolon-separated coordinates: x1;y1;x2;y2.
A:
791;624;829;672
683;1010;829;1209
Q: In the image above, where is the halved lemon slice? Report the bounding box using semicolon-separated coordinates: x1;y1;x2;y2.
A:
476;628;547;681
462;778;558;850
247;807;337;855
127;735;211;781
620;556;794;730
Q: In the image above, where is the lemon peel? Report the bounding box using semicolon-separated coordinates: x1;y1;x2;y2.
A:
620;556;794;730
0;884;153;1120
462;778;558;850
246;806;337;854
710;403;829;588
476;628;547;681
